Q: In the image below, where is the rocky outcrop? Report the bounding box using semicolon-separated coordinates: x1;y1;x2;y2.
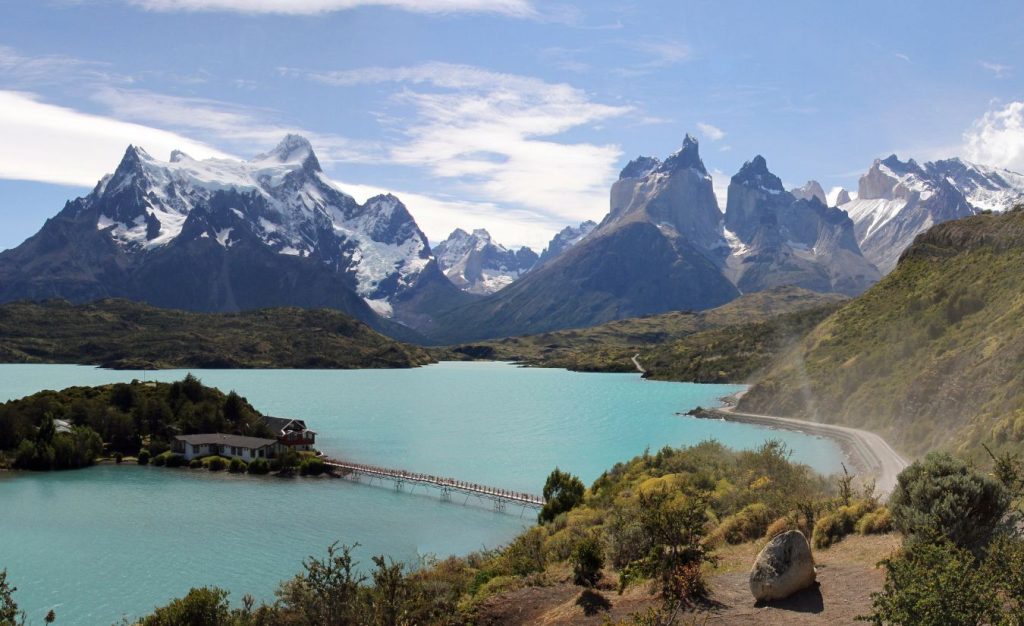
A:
749;531;817;602
834;188;852;206
424;136;739;343
723;156;880;296
604;134;726;254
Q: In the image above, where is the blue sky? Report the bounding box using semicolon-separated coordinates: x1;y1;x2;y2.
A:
1;0;1023;251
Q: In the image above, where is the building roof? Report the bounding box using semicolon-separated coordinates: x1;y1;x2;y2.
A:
262;416;315;435
175;433;277;449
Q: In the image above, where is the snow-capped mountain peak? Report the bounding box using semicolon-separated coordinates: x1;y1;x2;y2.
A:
841;153;1024;273
433;227;537;295
65;136;448;320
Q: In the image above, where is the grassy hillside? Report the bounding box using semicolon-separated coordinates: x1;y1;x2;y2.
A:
741;206;1024;458
446;287;844;382
0;299;434;370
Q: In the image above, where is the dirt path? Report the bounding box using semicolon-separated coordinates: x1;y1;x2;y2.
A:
475;534;900;625
631;353;646;374
707;401;908;497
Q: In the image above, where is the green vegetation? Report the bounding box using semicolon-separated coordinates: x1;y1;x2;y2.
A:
743;206;1024;458
0;375;267;470
861;453;1024;625
108;439;842;625
0;299;434;370
888;452;1010;554
1;569;26;626
538;468;584;523
444;287;844;383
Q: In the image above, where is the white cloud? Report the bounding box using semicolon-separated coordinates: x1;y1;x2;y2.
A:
286;62;631;225
0;90;226;187
710;168;729;210
121;0;536;16
964;101;1024;171
696;122;725;142
90;87;383;164
0;89;561;248
979;61;1012;78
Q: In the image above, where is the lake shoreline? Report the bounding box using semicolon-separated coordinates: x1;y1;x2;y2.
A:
690;389;908;496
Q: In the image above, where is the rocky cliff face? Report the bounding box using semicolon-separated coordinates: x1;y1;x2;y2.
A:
603;134;726;255
838;155;1024;273
433;228;538;295
0;135;466;332
424;136;740;343
723;156;880;296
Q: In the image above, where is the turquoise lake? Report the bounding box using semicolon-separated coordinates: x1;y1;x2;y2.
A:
0;362;843;624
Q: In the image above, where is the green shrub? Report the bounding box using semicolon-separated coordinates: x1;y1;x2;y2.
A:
857;507;893;535
570;536;604;587
862;541;999;625
204;456;227;472
812;512;849;549
813;499;877;549
137;448;151;465
539;468;585;524
165;454;185;468
890;452;1010;553
140;586;231;626
298;456;325;476
247;458;270;475
709;503;772;545
152;452;167;467
189;458;203;469
764;516;799;539
228;457;247;473
114;452;123;464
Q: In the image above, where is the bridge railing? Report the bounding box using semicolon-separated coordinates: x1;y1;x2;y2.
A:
323;459;545;507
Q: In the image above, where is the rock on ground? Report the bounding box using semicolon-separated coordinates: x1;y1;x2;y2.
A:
749;530;816;602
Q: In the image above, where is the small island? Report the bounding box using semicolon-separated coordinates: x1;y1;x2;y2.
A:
0;375;325;475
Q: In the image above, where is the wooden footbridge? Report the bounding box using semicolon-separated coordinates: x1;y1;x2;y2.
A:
323;458;546;514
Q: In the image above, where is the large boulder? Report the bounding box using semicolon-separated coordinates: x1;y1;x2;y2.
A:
749;530;816;602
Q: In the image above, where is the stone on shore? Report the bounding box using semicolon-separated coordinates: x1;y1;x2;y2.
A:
749;530;816;602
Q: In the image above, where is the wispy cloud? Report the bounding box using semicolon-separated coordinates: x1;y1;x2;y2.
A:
119;0;536;16
0;90;226;187
0;45;132;86
89;87;383;164
893;52;912;63
633;40;691;67
610;39;692;77
283;62;632;225
964;100;1024;171
979;61;1012;78
696;122;725;142
539;47;592;73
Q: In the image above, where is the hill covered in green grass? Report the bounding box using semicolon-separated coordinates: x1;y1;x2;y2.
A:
447;287;845;382
0;299;434;370
742;206;1024;458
